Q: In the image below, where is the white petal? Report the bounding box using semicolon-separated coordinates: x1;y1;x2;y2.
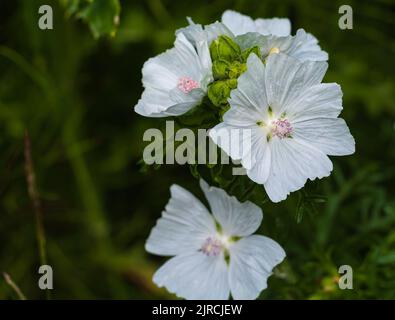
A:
226;53;269;124
153;252;230;300
260;30;327;63
235;32;266;51
264;53;328;116
177;21;233;46
288;83;342;122
259;34;293;57
175;20;205;45
264;53;306;115
293;118;355;156
246;134;271;184
145;184;216;256
221;10;256;36
134;87;173;117
255;18;291;36
204;22;234;43
210;123;271;184
286;29;328;62
264;138;333;202
135;87;205;118
229;235;286;300
200;180;263;237
210;123;271;182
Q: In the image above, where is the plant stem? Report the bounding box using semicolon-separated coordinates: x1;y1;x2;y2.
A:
24;131;50;299
3;272;27;300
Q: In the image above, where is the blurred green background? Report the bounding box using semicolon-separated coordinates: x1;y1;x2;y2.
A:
0;0;394;299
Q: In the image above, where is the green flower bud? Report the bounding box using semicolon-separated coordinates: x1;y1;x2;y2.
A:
208;79;238;106
227;61;247;79
227;78;238;90
210;35;241;62
212;59;230;80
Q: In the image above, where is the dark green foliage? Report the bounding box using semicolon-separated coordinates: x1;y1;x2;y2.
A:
0;0;394;300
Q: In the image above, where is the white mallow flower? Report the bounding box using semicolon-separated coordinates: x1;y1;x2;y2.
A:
221;10;291;37
176;18;234;48
237;29;328;62
145;179;286;300
134;33;213;117
220;10;327;62
209;54;355;203
178;12;327;63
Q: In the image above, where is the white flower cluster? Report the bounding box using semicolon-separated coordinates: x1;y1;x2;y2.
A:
134;10;355;300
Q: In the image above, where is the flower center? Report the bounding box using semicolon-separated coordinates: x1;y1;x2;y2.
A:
201;236;226;256
270;118;293;139
177;76;199;93
268;47;280;55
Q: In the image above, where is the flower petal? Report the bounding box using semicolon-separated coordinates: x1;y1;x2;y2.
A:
221;10;256;36
293;118;355;156
145;184;216;256
200;180;263;237
246;134;271;184
153;252;230;300
229;235;286;300
287;29;328;62
255;18;291;36
264;53;328;116
260;30;327;63
209;123;253;163
177;20;233;46
264;137;333;202
226;53;269;124
288;83;342;122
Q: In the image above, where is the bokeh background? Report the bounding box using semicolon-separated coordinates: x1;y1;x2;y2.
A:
0;0;394;299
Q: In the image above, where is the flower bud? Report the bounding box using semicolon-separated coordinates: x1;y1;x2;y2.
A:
210;35;241;62
212;60;231;80
208;79;238;106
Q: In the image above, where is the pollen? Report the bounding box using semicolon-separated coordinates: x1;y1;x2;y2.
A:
177;76;199;93
271;118;293;139
269;47;280;55
201;237;223;256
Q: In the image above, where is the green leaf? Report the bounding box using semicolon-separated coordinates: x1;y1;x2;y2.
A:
61;0;121;38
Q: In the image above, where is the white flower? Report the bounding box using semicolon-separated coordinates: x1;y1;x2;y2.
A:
237;29;328;62
209;53;355;203
145;179;286;300
220;10;327;62
178;13;327;63
221;10;291;37
176;18;233;47
134;33;212;117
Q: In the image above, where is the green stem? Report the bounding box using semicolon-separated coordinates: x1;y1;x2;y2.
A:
24;131;50;299
3;272;27;300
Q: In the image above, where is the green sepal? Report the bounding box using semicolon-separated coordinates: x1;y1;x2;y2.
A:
207;79;238;106
241;46;262;62
212;59;231;80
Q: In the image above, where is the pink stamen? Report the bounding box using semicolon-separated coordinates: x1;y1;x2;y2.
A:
271;119;293;139
177;76;199;93
201;237;223;256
